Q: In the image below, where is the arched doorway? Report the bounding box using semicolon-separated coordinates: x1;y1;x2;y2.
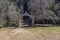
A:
22;16;32;26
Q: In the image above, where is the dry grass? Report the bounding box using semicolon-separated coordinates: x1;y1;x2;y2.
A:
0;27;60;40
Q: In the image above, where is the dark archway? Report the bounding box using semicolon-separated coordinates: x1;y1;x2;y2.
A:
22;16;32;26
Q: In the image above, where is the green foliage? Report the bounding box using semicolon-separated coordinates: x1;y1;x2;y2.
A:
49;4;55;12
4;16;18;27
0;8;3;17
0;9;2;13
9;0;24;8
8;19;16;26
0;7;3;13
4;16;10;27
55;3;60;10
0;22;4;28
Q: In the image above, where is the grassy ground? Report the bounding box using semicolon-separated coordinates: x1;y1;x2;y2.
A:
0;27;60;40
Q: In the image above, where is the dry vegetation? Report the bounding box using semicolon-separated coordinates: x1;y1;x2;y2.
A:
0;27;60;40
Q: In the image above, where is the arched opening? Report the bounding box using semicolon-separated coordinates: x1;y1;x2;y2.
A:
22;16;32;26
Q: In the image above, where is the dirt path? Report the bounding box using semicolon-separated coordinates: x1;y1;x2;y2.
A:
0;28;60;40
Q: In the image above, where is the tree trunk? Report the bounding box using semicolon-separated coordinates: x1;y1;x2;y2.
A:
19;19;21;28
31;16;35;27
19;15;23;28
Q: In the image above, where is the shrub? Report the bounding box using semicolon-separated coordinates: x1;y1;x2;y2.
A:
0;22;4;28
9;19;16;26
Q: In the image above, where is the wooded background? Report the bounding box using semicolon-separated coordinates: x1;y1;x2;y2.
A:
0;0;60;27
